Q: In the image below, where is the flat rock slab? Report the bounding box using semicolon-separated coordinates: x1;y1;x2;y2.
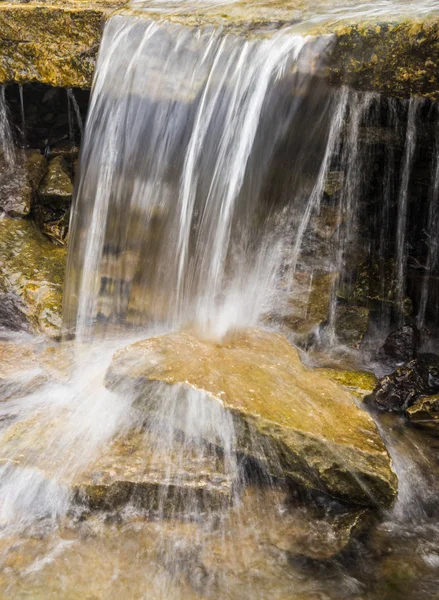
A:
106;329;397;508
73;428;233;512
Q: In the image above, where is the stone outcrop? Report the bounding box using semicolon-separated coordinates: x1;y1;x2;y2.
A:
106;328;398;508
0;1;126;89
0;3;437;101
0;217;66;336
325;19;439;102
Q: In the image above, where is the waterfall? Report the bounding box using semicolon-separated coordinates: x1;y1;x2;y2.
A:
64;16;338;340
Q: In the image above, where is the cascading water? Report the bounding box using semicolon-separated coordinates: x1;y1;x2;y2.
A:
1;6;439;599
64;16;340;340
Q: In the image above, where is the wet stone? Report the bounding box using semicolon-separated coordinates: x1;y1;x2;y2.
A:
378;323;421;363
73;428;234;514
366;353;439;413
268;504;373;561
106;328;398;508
37;156;73;206
0;149;47;217
0;217;66;337
332;304;370;347
406;394;439;435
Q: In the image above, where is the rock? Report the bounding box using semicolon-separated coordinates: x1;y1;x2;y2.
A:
269;505;373;561
378;323;421;363
406;394;439;435
49;141;79;167
106;328;398;508
34;204;70;246
0;217;66;337
281;272;336;340
315;368;377;399
365;353;439;413
324;18;439;102
73;428;233;513
0;341;45;400
332;304;370;347
0;149;47;217
37;157;73;206
0;2;125;89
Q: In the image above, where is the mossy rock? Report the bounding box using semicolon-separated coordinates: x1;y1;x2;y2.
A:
38;156;73;206
315;368;377;398
0;217;66;337
106;328;398;508
0;3;122;88
0;149;47;217
324;18;439;101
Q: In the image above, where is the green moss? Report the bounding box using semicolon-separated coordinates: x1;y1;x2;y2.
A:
315;368;377;397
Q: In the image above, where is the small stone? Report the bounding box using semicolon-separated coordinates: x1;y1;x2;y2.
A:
38;156;73;206
0;341;45;400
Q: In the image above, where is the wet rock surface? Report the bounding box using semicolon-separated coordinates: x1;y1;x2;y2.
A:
0;217;66;337
378;323;421;363
37;156;73;206
0;1;126;89
406;393;439;435
73;428;233;513
0;149;46;217
366;353;439;413
106;328;398;508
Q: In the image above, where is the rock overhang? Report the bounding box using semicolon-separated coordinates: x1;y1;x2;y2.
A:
0;1;437;100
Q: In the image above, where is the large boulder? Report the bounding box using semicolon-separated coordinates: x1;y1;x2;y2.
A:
106;329;397;508
0;218;66;337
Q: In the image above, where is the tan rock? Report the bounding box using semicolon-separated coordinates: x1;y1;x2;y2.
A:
406;394;439;435
106;328;398;508
0;217;66;337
